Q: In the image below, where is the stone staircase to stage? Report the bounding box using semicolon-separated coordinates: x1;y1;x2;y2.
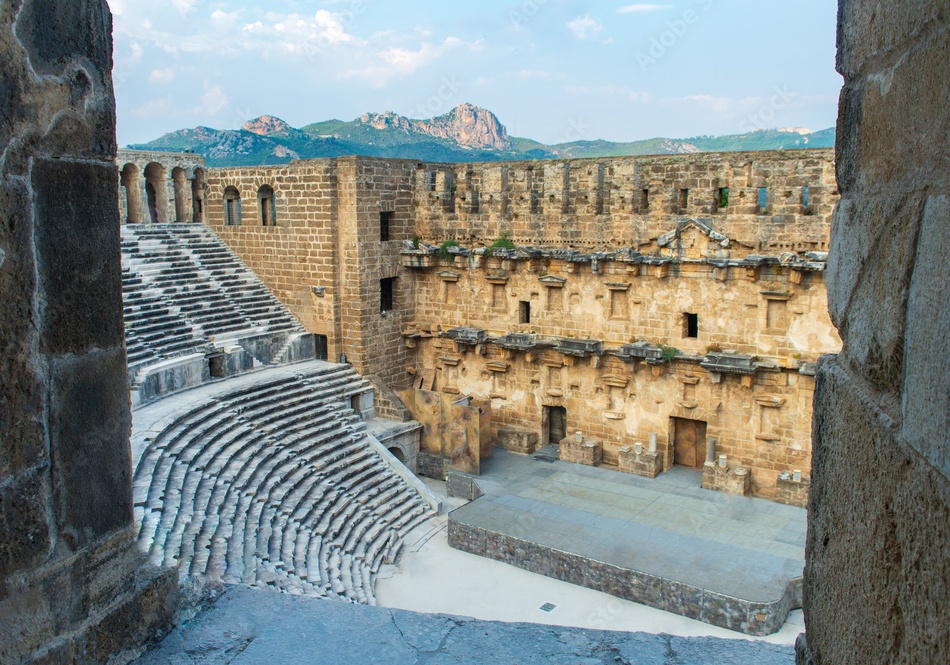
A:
131;361;435;605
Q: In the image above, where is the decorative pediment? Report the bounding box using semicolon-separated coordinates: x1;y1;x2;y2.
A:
437;270;461;282
642;219;741;261
539;275;567;288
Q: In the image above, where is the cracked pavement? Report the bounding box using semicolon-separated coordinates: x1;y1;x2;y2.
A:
134;586;794;664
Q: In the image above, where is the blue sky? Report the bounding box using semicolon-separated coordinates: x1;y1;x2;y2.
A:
110;1;842;146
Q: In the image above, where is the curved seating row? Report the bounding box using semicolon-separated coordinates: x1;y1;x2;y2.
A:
131;361;434;604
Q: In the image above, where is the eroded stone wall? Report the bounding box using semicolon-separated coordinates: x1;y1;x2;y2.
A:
0;2;177;663
800;2;950;663
413;150;835;254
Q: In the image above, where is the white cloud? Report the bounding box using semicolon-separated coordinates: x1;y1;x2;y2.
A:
171;0;199;16
567;15;603;40
341;37;468;87
195;85;229;117
617;4;674;13
149;67;175;84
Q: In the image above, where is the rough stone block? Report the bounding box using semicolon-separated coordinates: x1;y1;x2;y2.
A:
836;0;948;78
902;195;950;480
496;426;539;454
0;470;52;579
33;158;123;355
0;178;47;477
827;192;923;394
806;358;950;665
838;31;950;194
50;350;133;550
15;0;114;78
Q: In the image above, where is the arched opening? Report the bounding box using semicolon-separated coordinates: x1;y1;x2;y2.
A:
119;163;143;224
258;184;276;226
224;186;242;226
172;167;190;222
192;168;205;223
388;447;407;464
144;162;168;224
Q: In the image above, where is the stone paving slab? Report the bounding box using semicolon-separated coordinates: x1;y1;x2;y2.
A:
135;586;794;664
448;450;807;635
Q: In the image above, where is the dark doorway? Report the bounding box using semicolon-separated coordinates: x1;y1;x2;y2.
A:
146;182;159;224
672;417;707;469
315;335;328;361
546;406;567;446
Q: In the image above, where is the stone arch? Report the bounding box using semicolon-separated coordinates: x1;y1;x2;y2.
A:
224;186;242;226
172;167;190;222
144;162;168;224
192;168;206;223
388;447;407;463
258;184;276;226
119;162;144;224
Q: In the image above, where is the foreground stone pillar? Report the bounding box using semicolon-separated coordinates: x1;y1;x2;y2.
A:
801;2;950;663
0;2;177;663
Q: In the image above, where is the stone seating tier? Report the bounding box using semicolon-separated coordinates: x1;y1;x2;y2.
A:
132;361;434;605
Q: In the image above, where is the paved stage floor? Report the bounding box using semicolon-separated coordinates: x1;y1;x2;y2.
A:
449;448;807;630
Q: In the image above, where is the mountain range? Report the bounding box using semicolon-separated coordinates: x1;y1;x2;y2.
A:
129;102;835;167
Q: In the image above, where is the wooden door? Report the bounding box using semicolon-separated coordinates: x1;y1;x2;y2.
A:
673;418;707;468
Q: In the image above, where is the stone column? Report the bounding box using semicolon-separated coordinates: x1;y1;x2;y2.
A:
800;3;950;664
0;2;177;662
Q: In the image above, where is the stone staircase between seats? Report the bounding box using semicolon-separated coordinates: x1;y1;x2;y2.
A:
131;361;434;605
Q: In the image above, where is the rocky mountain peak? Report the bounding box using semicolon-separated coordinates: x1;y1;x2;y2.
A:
421;104;511;151
243;116;294;136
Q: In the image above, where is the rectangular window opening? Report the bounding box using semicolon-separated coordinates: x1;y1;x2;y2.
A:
380;211;394;242
640;188;650;212
684;313;699;339
758;187;768;212
519;301;531;325
718;187;730;209
677;188;689;213
380;277;396;314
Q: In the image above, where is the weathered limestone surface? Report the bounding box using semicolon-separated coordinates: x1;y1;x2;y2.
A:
137;586;796;664
0;2;176;662
800;2;950;663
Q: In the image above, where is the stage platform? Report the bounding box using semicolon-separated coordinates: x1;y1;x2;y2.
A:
447;448;806;636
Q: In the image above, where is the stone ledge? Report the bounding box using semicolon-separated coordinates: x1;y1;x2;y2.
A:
447;519;800;636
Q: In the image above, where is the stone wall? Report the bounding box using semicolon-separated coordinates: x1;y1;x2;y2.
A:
413;149;836;254
200;150;841;501
0;2;177;663
799;2;950;664
205;157;417;386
